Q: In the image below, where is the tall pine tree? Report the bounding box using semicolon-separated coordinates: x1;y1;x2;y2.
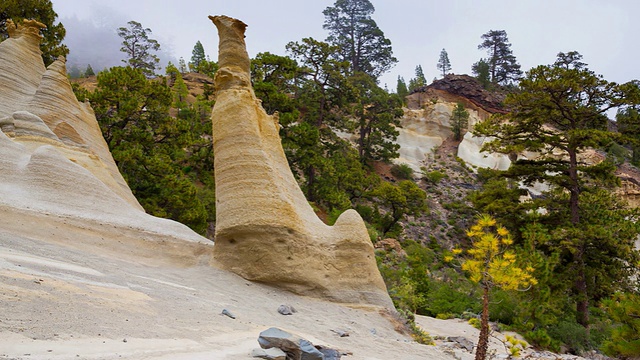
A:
117;20;160;77
190;40;206;72
437;48;452;77
478;30;522;86
474;51;640;328
323;0;396;79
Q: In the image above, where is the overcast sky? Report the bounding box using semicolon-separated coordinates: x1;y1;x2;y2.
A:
51;0;639;89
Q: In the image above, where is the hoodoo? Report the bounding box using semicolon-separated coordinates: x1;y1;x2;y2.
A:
209;15;392;307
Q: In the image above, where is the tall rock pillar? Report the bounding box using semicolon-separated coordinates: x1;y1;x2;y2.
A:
209;15;392;307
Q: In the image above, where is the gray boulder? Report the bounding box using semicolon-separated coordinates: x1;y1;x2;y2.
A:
252;347;287;360
258;327;324;360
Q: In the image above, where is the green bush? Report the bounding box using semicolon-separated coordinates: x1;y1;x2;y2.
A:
391;163;414;180
547;321;590;353
525;328;554;350
423;170;447;184
488;289;519;325
602;293;640;358
424;270;480;317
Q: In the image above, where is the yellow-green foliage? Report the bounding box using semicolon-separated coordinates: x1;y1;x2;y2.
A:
468;317;481;329
460;214;537;290
602;292;640;357
505;335;528;357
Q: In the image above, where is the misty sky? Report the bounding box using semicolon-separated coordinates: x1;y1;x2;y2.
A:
51;0;639;89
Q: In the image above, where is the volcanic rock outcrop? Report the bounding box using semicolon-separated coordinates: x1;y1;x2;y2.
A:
209;15;392;307
0;19;209;259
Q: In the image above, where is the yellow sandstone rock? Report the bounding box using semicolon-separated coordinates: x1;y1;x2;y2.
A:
0;19;140;210
209;15;392;307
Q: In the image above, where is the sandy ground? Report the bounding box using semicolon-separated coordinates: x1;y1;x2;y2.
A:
0;207;453;360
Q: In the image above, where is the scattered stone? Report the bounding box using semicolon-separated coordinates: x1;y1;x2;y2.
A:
251;347;287;360
122;338;127;343
258;327;324;360
221;308;236;319
369;328;377;336
447;336;474;352
330;329;349;337
277;304;296;315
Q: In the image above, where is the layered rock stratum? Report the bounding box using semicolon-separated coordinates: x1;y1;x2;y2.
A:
0;19;211;263
398;76;511;171
209;15;392;308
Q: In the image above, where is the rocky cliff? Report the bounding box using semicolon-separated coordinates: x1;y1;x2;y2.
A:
398;75;511;172
0;19;210;260
209;15;392;308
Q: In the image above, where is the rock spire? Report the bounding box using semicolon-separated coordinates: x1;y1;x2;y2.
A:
209;15;392;307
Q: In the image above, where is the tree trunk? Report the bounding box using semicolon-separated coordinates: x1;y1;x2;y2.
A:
568;148;589;328
568;148;580;225
306;165;316;202
475;285;490;360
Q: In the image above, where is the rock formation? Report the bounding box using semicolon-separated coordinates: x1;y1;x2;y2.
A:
209;15;392;308
0;19;139;209
398;77;511;172
0;19;209;260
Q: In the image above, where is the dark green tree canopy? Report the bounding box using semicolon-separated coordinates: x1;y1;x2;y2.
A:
90;66;210;233
190;40;206;72
408;65;426;92
478;30;522;85
472;58;491;89
117;20;160;77
437;48;452;77
474;51;639;328
451;102;469;141
0;0;68;66
396;76;408;101
323;0;397;80
348;72;403;163
84;64;95;77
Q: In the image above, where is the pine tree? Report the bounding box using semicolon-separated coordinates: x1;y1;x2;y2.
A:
117;20;160;77
602;292;640;358
372;180;427;236
90;66;210;233
472;58;491;89
84;64;95;77
349;72;403;164
616;80;640;165
396;76;408;100
457;215;536;360
451;102;469;141
474;51;640;328
190;40;206;72
323;0;397;79
178;57;187;74
437;48;452;77
408;65;426;92
478;30;522;85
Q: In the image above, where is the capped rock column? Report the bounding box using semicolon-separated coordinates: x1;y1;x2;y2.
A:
209;15;392;308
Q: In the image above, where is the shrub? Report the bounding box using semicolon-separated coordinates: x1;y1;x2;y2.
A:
468;317;481;329
547;321;590;353
488;289;519;325
423;170;447;184
424;270;480;317
525;329;556;350
391;163;414;180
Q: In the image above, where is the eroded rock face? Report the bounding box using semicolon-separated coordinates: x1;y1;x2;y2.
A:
0;19;140;209
0;19;208;254
209;15;392;307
